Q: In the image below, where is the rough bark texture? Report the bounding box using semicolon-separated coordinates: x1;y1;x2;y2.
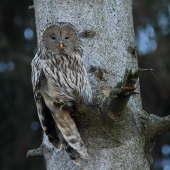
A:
27;0;170;169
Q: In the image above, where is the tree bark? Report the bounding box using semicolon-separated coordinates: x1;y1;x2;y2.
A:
27;0;170;169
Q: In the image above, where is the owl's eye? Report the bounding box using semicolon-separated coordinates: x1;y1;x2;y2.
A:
65;37;69;39
52;37;56;40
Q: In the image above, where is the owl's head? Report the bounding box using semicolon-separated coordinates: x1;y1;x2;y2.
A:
41;22;80;55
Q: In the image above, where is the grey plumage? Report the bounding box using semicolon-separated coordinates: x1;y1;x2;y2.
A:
31;22;92;165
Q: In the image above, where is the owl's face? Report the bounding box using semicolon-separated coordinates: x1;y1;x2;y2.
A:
42;23;79;55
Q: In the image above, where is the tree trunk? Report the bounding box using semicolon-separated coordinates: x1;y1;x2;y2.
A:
27;0;170;169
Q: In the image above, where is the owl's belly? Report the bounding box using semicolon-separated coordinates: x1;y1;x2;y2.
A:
40;77;75;115
43;76;76;103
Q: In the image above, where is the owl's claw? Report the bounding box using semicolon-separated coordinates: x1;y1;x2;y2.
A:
62;100;66;105
44;93;62;105
60;104;65;111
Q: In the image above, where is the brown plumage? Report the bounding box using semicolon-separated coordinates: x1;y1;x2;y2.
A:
31;22;92;165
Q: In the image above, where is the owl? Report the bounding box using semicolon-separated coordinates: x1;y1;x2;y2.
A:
31;22;92;165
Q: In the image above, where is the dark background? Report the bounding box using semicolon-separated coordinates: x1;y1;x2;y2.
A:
0;0;169;170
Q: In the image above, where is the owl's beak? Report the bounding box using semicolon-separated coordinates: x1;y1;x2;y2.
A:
60;43;63;50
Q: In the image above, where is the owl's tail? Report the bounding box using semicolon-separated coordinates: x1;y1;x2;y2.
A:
51;107;88;165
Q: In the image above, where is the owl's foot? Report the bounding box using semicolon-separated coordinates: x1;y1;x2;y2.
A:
62;100;66;105
44;92;62;104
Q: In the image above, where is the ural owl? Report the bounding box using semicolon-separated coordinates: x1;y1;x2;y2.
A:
31;22;92;165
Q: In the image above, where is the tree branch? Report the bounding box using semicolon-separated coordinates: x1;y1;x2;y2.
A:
28;5;35;11
145;113;170;142
79;30;96;38
105;69;141;121
27;145;43;158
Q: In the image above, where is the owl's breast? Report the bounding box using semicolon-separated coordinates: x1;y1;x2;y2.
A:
41;56;79;102
41;53;92;105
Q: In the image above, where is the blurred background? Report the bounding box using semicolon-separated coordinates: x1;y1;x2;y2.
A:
0;0;169;170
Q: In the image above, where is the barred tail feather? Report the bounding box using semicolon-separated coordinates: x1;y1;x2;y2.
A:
61;137;82;166
51;108;88;161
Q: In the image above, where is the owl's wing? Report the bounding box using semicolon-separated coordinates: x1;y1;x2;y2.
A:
31;53;62;150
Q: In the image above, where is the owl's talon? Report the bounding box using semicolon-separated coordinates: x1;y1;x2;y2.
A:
60;104;65;111
62;100;66;105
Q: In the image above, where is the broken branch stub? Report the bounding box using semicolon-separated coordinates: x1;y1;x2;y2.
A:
107;69;142;119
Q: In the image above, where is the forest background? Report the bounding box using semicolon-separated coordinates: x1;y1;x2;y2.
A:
0;0;170;170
